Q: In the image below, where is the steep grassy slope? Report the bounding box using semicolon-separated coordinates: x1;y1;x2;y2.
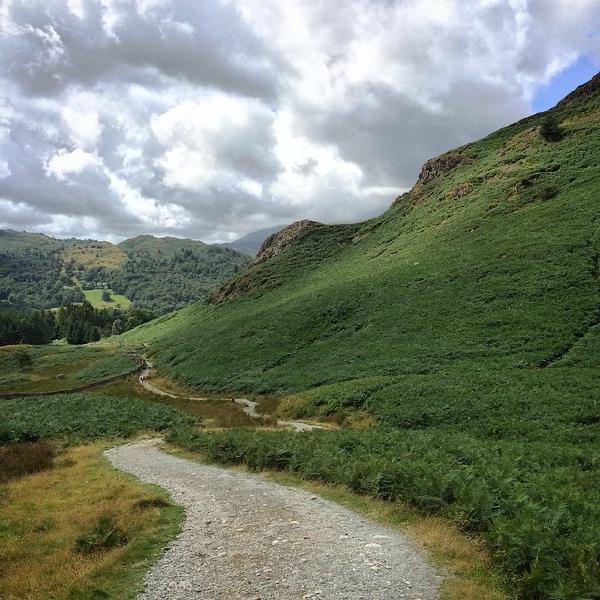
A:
127;76;600;598
129;76;600;393
62;239;128;269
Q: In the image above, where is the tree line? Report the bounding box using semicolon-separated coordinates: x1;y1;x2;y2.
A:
0;248;85;309
0;302;156;346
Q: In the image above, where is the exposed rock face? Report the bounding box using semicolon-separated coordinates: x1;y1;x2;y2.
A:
254;220;321;265
393;152;470;208
417;152;468;185
208;220;322;304
557;71;600;107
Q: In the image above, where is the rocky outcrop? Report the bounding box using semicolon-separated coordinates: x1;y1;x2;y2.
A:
208;220;323;304
392;152;471;208
254;220;322;265
417;152;469;186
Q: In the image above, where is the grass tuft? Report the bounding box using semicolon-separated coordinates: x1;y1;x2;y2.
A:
75;514;129;554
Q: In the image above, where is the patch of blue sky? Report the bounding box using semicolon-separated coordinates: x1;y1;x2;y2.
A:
531;55;599;113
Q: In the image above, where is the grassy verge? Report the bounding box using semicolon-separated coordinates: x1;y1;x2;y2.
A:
0;442;182;599
165;443;507;600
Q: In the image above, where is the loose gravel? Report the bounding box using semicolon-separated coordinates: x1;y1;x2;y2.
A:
106;439;443;599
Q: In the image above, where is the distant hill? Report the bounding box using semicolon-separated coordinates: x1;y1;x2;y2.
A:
221;225;287;255
0;232;250;314
119;235;208;257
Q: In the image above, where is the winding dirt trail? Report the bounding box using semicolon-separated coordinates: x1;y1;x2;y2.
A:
139;360;324;432
106;439;442;599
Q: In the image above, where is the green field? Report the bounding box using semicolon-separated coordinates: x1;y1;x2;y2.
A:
123;77;600;597
82;288;132;309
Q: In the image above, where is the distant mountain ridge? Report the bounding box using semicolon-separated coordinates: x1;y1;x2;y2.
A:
220;225;288;255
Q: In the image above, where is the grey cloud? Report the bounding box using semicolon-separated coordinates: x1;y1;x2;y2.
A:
210;114;281;183
300;79;528;188
2;0;282;99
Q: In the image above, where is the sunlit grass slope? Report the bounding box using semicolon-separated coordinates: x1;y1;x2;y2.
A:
0;443;182;600
128;76;600;395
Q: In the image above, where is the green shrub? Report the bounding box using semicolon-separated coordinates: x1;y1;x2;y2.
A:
167;424;600;599
540;115;564;142
540;184;559;200
0;392;197;443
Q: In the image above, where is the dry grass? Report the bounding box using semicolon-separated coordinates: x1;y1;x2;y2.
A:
145;374;201;397
254;394;282;416
166;444;509;600
0;442;55;483
63;242;127;269
0;442;182;600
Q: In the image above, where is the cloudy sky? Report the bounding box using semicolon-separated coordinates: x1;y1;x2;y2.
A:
0;0;598;243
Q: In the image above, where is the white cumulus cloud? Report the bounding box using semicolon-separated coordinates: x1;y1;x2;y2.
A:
0;0;598;241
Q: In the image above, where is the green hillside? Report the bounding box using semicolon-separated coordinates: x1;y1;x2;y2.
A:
129;75;600;392
126;74;600;597
118;234;209;257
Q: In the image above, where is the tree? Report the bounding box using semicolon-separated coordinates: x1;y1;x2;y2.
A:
66;319;85;344
111;319;125;336
540;115;563;142
89;326;101;342
101;289;112;302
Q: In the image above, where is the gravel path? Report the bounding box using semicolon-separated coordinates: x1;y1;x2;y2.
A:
106;439;442;599
139;360;324;432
